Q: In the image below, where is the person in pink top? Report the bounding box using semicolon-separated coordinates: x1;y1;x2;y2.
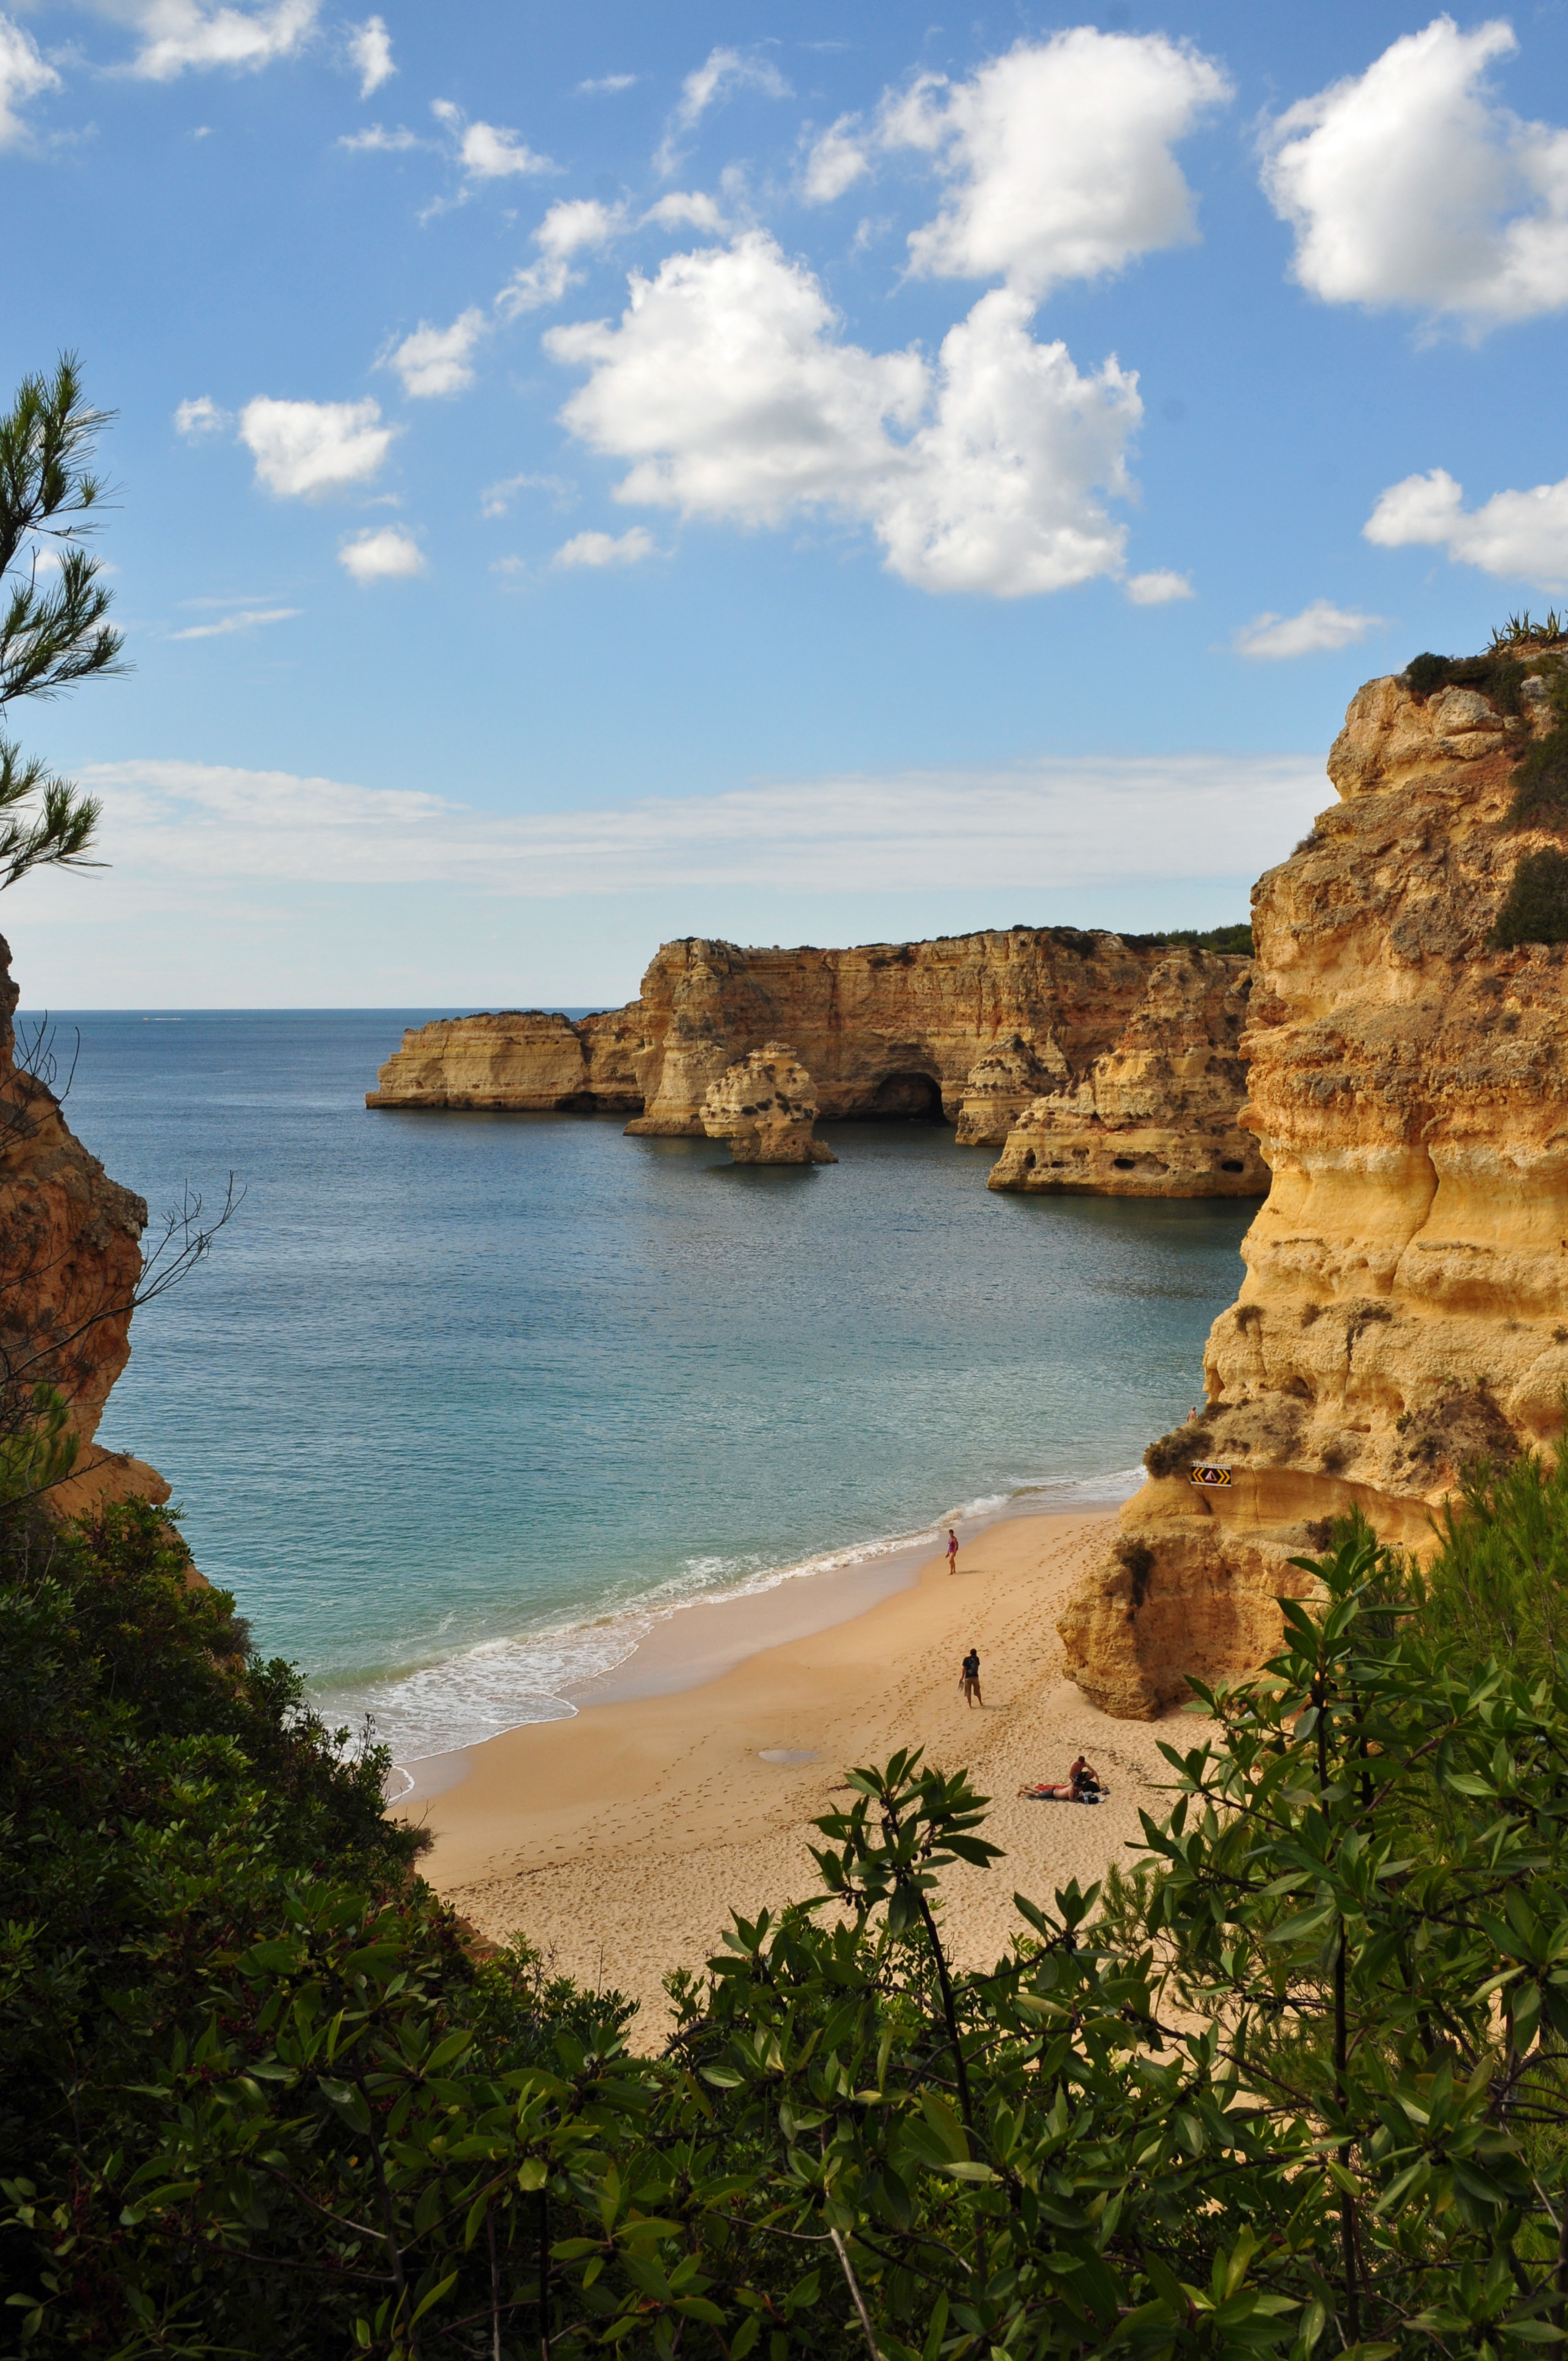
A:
946;1527;959;1575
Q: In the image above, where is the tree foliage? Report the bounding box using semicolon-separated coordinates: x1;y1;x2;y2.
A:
0;356;125;888
8;1482;1568;2357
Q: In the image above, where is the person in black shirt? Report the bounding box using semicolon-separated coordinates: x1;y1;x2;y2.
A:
960;1647;982;1707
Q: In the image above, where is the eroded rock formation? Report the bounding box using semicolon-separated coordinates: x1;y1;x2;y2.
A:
369;928;1243;1168
987;948;1266;1198
701;1045;837;1165
1061;645;1568;1717
0;934;168;1517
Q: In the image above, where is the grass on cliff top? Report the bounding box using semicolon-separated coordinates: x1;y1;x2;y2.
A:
1121;921;1253;956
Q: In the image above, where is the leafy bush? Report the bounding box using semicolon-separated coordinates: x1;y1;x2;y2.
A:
1490;846;1568;946
1403;650;1528;715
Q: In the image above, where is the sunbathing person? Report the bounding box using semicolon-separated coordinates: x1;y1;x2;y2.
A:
1017;1756;1107;1802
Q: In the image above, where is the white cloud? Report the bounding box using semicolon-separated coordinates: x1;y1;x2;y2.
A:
482;471;574;518
1263;17;1568;332
884;31;1231;298
802;115;870;204
1364;463;1568;589
0;15;59;145
553;526;657;568
656;45;790;175
432;96;554;180
338;525;424;582
1125;569;1193;605
168;605;300;640
385;308;487;398
1232;600;1386;660
546;235;1140;597
68;750;1326;895
124;0;318;80
579;73;636;95
174;393;227;438
346;13;391;96
641;189;725;232
496;197;622;317
338;122;420;151
238;396;396;497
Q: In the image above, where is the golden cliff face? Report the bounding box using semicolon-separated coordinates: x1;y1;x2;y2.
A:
701;1045;837;1165
368;927;1210;1150
1059;651;1568;1717
0;935;168;1517
987;948;1266;1199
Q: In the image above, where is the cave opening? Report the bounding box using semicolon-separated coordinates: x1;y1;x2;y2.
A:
864;1071;947;1123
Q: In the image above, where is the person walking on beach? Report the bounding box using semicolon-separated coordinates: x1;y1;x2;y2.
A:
946;1527;959;1575
960;1647;982;1707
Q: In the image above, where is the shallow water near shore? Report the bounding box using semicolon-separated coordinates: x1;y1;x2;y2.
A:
53;1009;1254;1761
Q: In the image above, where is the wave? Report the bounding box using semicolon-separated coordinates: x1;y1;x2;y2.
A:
317;1467;1144;1771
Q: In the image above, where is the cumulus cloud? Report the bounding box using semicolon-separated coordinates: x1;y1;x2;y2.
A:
431;96;554;180
656;45;790;175
238;396;395;497
546;234;1141;597
168;605;300;640
884;31;1230;298
174;394;227;438
72;751;1325;896
0;15;59;144
1232;600;1386;660
338;122;420;151
641;189;725;232
496;197;622;318
1263;17;1568;332
124;0;318;80
1125;569;1193;605
1365;464;1568;588
553;526;657;568
338;525;423;582
346;13;391;96
802;115;870;204
385;308;487;398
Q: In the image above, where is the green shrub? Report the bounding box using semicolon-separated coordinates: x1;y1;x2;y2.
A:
1403;650;1528;715
1490;846;1568;945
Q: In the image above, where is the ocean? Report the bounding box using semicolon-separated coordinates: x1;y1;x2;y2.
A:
53;1009;1254;1763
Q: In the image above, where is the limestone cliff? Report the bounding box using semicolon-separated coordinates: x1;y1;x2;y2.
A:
987;948;1266;1199
369;928;1200;1150
1060;644;1568;1717
701;1045;837;1165
0;935;168;1517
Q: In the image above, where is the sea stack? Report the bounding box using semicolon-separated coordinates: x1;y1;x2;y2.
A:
987;947;1266;1198
1060;642;1568;1717
701;1044;837;1166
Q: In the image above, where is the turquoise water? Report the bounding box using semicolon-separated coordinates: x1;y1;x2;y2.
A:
55;1010;1253;1759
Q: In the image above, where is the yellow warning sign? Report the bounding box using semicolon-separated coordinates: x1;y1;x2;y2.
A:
1189;1464;1233;1488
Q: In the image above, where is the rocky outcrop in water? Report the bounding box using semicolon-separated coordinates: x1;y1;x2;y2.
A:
0;935;168;1518
987;948;1265;1198
701;1045;837;1165
369;929;1257;1186
1060;644;1568;1717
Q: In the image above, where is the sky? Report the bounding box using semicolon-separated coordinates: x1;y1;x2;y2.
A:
3;0;1568;1006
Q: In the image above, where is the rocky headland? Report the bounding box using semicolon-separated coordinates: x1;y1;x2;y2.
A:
1061;643;1568;1717
0;934;168;1518
987;946;1265;1198
369;927;1257;1194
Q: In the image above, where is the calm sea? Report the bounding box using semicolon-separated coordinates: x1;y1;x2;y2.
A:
52;1009;1253;1760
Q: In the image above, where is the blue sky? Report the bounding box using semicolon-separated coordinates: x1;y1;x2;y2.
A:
4;0;1568;1005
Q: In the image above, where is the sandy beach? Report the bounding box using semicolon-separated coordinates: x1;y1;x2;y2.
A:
395;1507;1198;2038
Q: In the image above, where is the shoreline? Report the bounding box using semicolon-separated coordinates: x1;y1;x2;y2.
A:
392;1505;1192;2037
385;1475;1141;1803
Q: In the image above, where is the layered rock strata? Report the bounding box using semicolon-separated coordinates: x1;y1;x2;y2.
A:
370;929;1253;1186
987;948;1265;1198
701;1045;837;1165
0;935;169;1517
1060;647;1568;1717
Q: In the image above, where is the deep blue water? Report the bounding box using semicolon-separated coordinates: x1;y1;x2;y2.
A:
52;1010;1253;1758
